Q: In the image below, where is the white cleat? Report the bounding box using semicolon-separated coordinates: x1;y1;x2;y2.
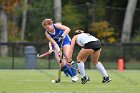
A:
71;75;79;82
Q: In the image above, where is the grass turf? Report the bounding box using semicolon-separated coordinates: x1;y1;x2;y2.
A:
0;69;140;93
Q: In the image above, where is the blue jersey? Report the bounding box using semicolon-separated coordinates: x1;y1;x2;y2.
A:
47;24;70;49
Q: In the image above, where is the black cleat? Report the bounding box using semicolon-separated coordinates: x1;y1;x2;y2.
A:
81;76;89;84
102;77;111;83
55;79;61;83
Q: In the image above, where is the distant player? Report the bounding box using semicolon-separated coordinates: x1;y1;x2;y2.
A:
68;30;111;84
42;18;78;82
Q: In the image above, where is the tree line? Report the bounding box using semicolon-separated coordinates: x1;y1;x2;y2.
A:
0;0;139;56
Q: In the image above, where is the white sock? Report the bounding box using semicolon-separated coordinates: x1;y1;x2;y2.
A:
96;62;108;77
77;62;85;78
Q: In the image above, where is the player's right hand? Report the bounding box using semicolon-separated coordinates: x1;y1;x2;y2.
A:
58;35;63;43
48;49;53;54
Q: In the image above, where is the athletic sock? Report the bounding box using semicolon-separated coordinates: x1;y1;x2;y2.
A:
63;70;69;77
61;64;74;77
61;67;69;77
77;62;85;78
96;62;108;77
71;63;77;76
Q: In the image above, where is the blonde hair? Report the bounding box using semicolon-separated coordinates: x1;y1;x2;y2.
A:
75;30;84;35
42;18;53;26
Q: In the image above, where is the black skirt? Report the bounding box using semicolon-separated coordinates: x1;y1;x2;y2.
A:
84;41;101;51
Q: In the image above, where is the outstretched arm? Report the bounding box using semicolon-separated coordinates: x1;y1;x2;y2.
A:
55;23;70;37
45;31;61;53
68;35;77;62
48;42;53;54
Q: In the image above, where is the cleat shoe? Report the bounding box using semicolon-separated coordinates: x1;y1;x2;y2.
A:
102;77;111;83
71;75;79;82
81;76;89;84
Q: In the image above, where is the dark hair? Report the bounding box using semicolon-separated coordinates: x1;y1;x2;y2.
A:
74;30;84;35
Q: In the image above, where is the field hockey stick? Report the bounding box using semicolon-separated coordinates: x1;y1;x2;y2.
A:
55;61;61;83
54;41;63;83
37;50;54;58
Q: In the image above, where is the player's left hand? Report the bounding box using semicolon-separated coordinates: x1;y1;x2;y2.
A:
48;49;53;54
58;51;63;59
58;35;63;43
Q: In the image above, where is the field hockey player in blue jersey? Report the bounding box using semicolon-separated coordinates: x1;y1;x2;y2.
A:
42;18;78;82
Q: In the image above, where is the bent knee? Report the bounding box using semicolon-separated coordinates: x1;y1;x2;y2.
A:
76;56;86;62
76;56;82;62
91;61;98;64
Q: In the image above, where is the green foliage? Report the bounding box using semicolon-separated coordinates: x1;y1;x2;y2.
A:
89;21;116;43
93;0;106;21
100;45;123;62
13;0;27;16
8;21;20;42
95;7;106;21
62;3;84;35
0;0;139;43
0;0;21;42
71;0;93;4
132;28;140;43
25;0;53;42
0;0;20;14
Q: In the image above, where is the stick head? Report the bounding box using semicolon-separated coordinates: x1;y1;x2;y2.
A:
37;54;41;58
55;79;61;83
51;79;60;83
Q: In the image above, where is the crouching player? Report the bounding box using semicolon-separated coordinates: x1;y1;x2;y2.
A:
48;42;78;78
42;18;78;82
68;30;111;84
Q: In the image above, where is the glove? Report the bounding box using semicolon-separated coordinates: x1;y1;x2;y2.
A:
58;35;63;43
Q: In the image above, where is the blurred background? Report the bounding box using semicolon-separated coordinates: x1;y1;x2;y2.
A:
0;0;140;69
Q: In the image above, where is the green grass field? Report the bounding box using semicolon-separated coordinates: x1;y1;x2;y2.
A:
0;69;140;93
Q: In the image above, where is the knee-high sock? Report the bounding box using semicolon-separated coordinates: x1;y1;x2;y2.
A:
63;69;69;77
77;62;85;78
96;62;108;77
61;64;74;77
71;63;77;76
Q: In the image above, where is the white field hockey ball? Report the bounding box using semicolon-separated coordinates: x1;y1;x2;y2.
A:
51;80;55;83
